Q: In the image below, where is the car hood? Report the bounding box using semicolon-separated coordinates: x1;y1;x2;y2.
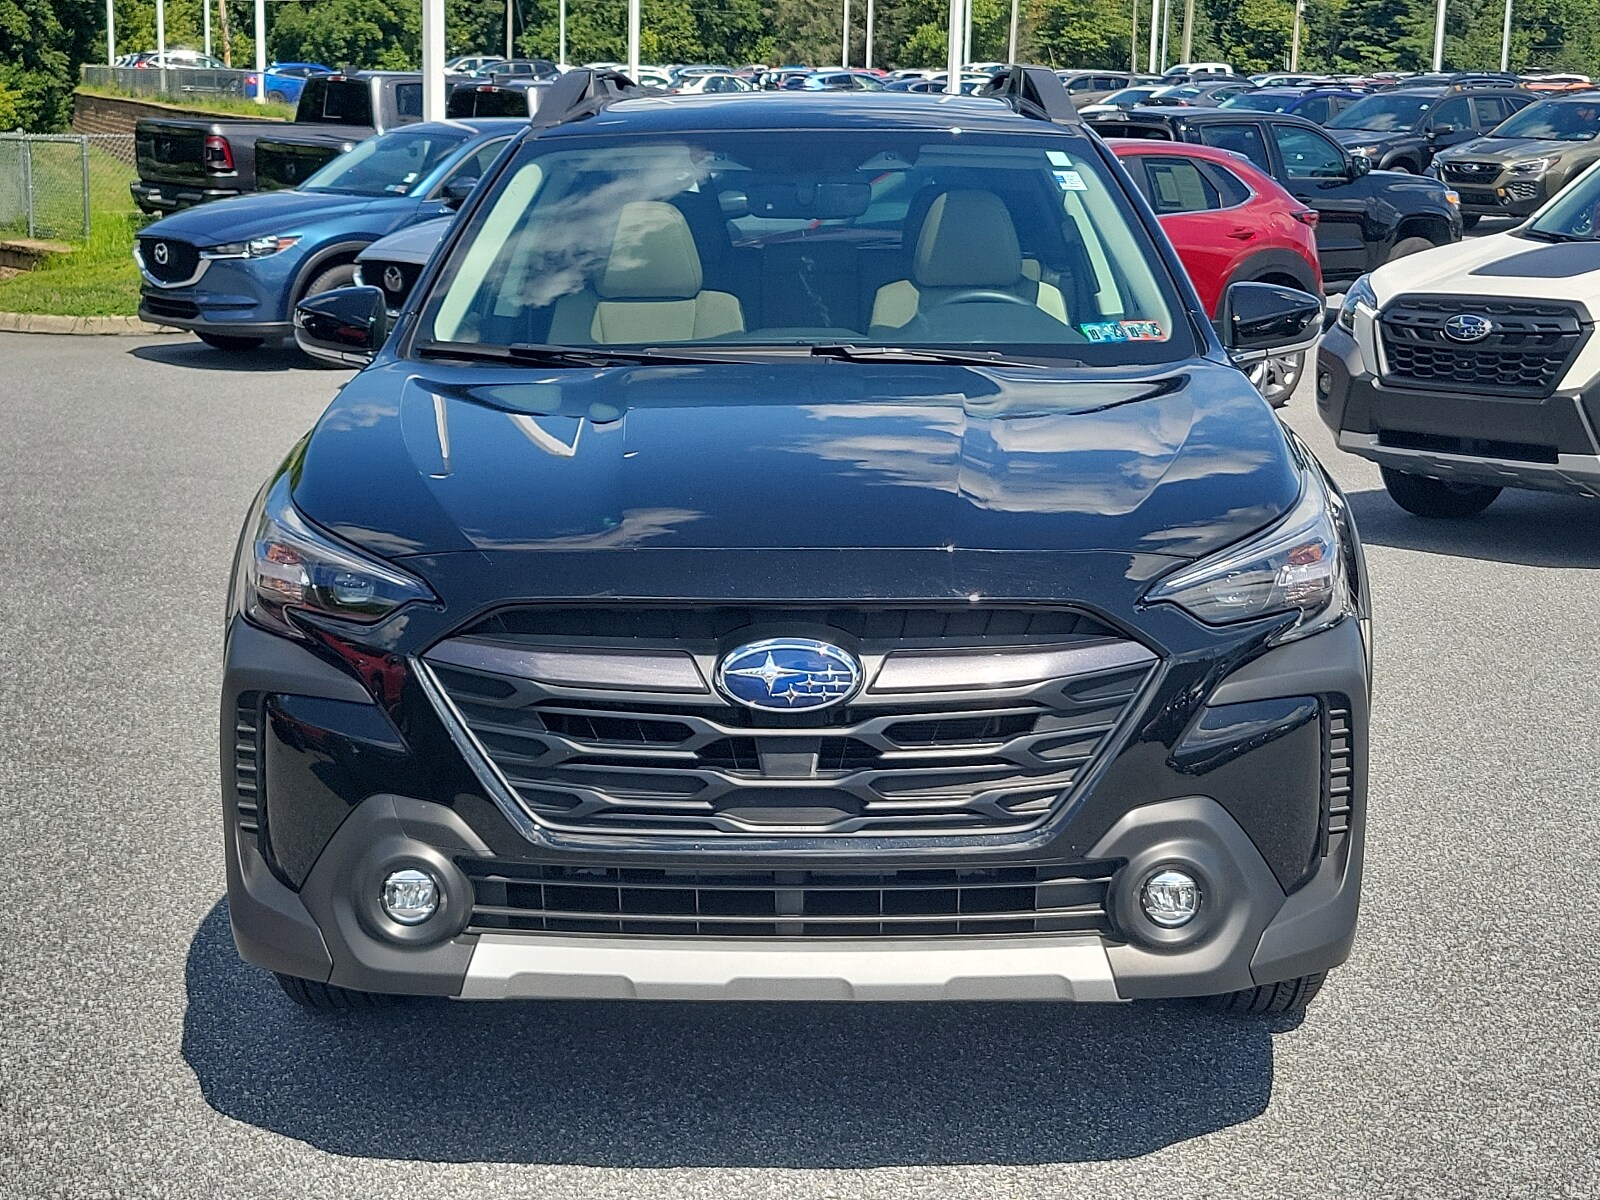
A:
1328;128;1403;148
358;216;452;265
1440;135;1580;162
1370;228;1600;303
141;189;392;244
290;358;1300;571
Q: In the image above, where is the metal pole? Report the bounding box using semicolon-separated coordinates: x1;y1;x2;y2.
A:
1131;0;1138;72
866;0;875;68
842;0;850;68
422;0;445;120
627;0;640;81
203;0;211;58
81;137;91;240
254;0;266;105
1432;0;1446;72
1291;0;1304;70
1161;0;1171;69
1148;0;1160;73
156;0;166;70
946;0;962;92
106;0;114;65
559;0;567;67
1008;0;1019;63
1181;0;1194;62
1501;0;1513;72
506;0;514;60
22;139;34;239
963;0;973;66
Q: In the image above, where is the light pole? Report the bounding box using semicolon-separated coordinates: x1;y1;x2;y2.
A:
1161;0;1171;70
1291;0;1304;71
559;0;567;68
255;0;266;105
963;0;973;66
946;0;962;92
842;0;850;68
156;0;166;70
866;0;875;68
628;0;640;81
1008;0;1018;63
1432;0;1446;72
105;0;114;65
204;0;211;58
1181;0;1194;62
1501;0;1513;72
422;0;445;120
1147;0;1160;73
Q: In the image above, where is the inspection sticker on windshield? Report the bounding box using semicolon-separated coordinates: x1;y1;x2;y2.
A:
1052;169;1088;192
1081;320;1166;343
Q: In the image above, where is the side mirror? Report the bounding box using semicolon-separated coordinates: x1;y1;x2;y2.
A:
294;285;389;367
442;176;479;208
1217;281;1323;363
1349;153;1372;178
1428;123;1457;138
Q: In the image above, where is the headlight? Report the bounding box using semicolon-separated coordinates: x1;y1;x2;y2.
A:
241;474;435;638
1337;274;1377;333
1144;472;1353;645
1509;157;1557;176
204;235;301;259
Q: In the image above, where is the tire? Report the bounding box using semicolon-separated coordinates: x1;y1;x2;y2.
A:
267;90;289;105
196;332;265;351
1386;235;1436;264
1386;162;1414;174
274;972;399;1010
1204;971;1327;1015
1461;213;1481;230
298;262;360;303
1381;467;1501;518
1246;350;1304;408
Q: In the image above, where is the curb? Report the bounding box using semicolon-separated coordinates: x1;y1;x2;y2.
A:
0;312;184;336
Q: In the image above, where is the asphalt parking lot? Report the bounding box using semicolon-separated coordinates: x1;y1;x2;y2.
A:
3;328;1598;1199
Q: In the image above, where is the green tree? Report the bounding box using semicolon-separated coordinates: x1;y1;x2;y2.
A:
1;0;103;129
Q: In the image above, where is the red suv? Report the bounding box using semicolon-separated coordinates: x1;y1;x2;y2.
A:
1110;139;1322;404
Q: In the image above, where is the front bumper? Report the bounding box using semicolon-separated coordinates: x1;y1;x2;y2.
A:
222;597;1370;1003
1440;176;1552;218
1317;323;1600;497
137;250;298;340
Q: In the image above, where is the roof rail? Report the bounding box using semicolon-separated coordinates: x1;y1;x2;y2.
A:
978;65;1083;125
527;68;658;130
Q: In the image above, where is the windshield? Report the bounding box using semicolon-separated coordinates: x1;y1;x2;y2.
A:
1490;99;1600;141
1154;86;1202;103
1100;87;1155;105
1326;93;1433;131
1524;163;1600;239
301;128;469;196
417;129;1189;366
1220;92;1295;112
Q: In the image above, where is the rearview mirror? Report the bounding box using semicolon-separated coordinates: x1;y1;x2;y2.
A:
294;285;389;367
1217;281;1322;363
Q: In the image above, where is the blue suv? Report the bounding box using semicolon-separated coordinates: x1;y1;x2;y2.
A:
135;119;521;351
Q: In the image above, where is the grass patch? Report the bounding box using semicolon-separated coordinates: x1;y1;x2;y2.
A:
0;146;146;316
76;83;294;121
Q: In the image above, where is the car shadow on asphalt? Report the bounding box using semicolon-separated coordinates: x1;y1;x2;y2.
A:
129;341;350;375
1345;487;1600;569
182;901;1290;1167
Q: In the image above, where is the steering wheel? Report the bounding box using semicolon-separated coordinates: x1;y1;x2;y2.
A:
929;289;1034;309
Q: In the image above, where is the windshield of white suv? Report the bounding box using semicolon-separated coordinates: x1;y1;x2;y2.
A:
1490;99;1600;141
419;129;1189;365
300;128;469;196
1326;94;1433;132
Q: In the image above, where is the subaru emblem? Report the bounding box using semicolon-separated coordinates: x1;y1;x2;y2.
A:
1443;313;1493;342
717;638;862;712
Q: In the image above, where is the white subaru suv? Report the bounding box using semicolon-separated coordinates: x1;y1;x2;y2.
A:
1317;162;1600;517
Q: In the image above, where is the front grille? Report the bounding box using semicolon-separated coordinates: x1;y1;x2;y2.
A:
1380;295;1584;398
1505;179;1540;202
1321;703;1353;855
140;295;200;320
423;605;1156;837
233;693;262;835
461;859;1118;938
137;236;199;285
1440;160;1499;184
360;258;420;309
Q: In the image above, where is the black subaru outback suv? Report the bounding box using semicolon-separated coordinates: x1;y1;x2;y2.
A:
226;70;1370;1017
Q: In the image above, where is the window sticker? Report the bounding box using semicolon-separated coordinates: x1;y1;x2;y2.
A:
1120;320;1166;341
1047;150;1073;166
1080;320;1167;343
1052;169;1088;192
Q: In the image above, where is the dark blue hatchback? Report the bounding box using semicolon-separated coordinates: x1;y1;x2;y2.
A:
135;119;521;350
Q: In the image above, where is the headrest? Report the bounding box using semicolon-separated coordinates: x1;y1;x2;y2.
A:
598;201;703;299
913;190;1023;288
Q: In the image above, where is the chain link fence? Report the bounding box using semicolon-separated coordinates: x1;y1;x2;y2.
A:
0;134;138;241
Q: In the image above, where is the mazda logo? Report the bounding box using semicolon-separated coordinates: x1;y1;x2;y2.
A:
1443;313;1493;342
716;638;862;712
382;265;405;294
152;242;170;266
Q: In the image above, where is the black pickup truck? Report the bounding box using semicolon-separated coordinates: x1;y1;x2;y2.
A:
1086;106;1464;285
131;72;439;213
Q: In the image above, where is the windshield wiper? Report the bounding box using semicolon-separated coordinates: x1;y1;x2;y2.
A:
1520;229;1591;244
415;341;755;366
805;343;1081;368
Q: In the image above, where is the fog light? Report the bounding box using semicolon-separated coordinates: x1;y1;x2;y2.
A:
1141;868;1200;928
381;868;439;925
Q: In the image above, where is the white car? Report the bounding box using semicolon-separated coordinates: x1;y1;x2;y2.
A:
673;72;753;95
1164;62;1234;78
1318;162;1600;516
